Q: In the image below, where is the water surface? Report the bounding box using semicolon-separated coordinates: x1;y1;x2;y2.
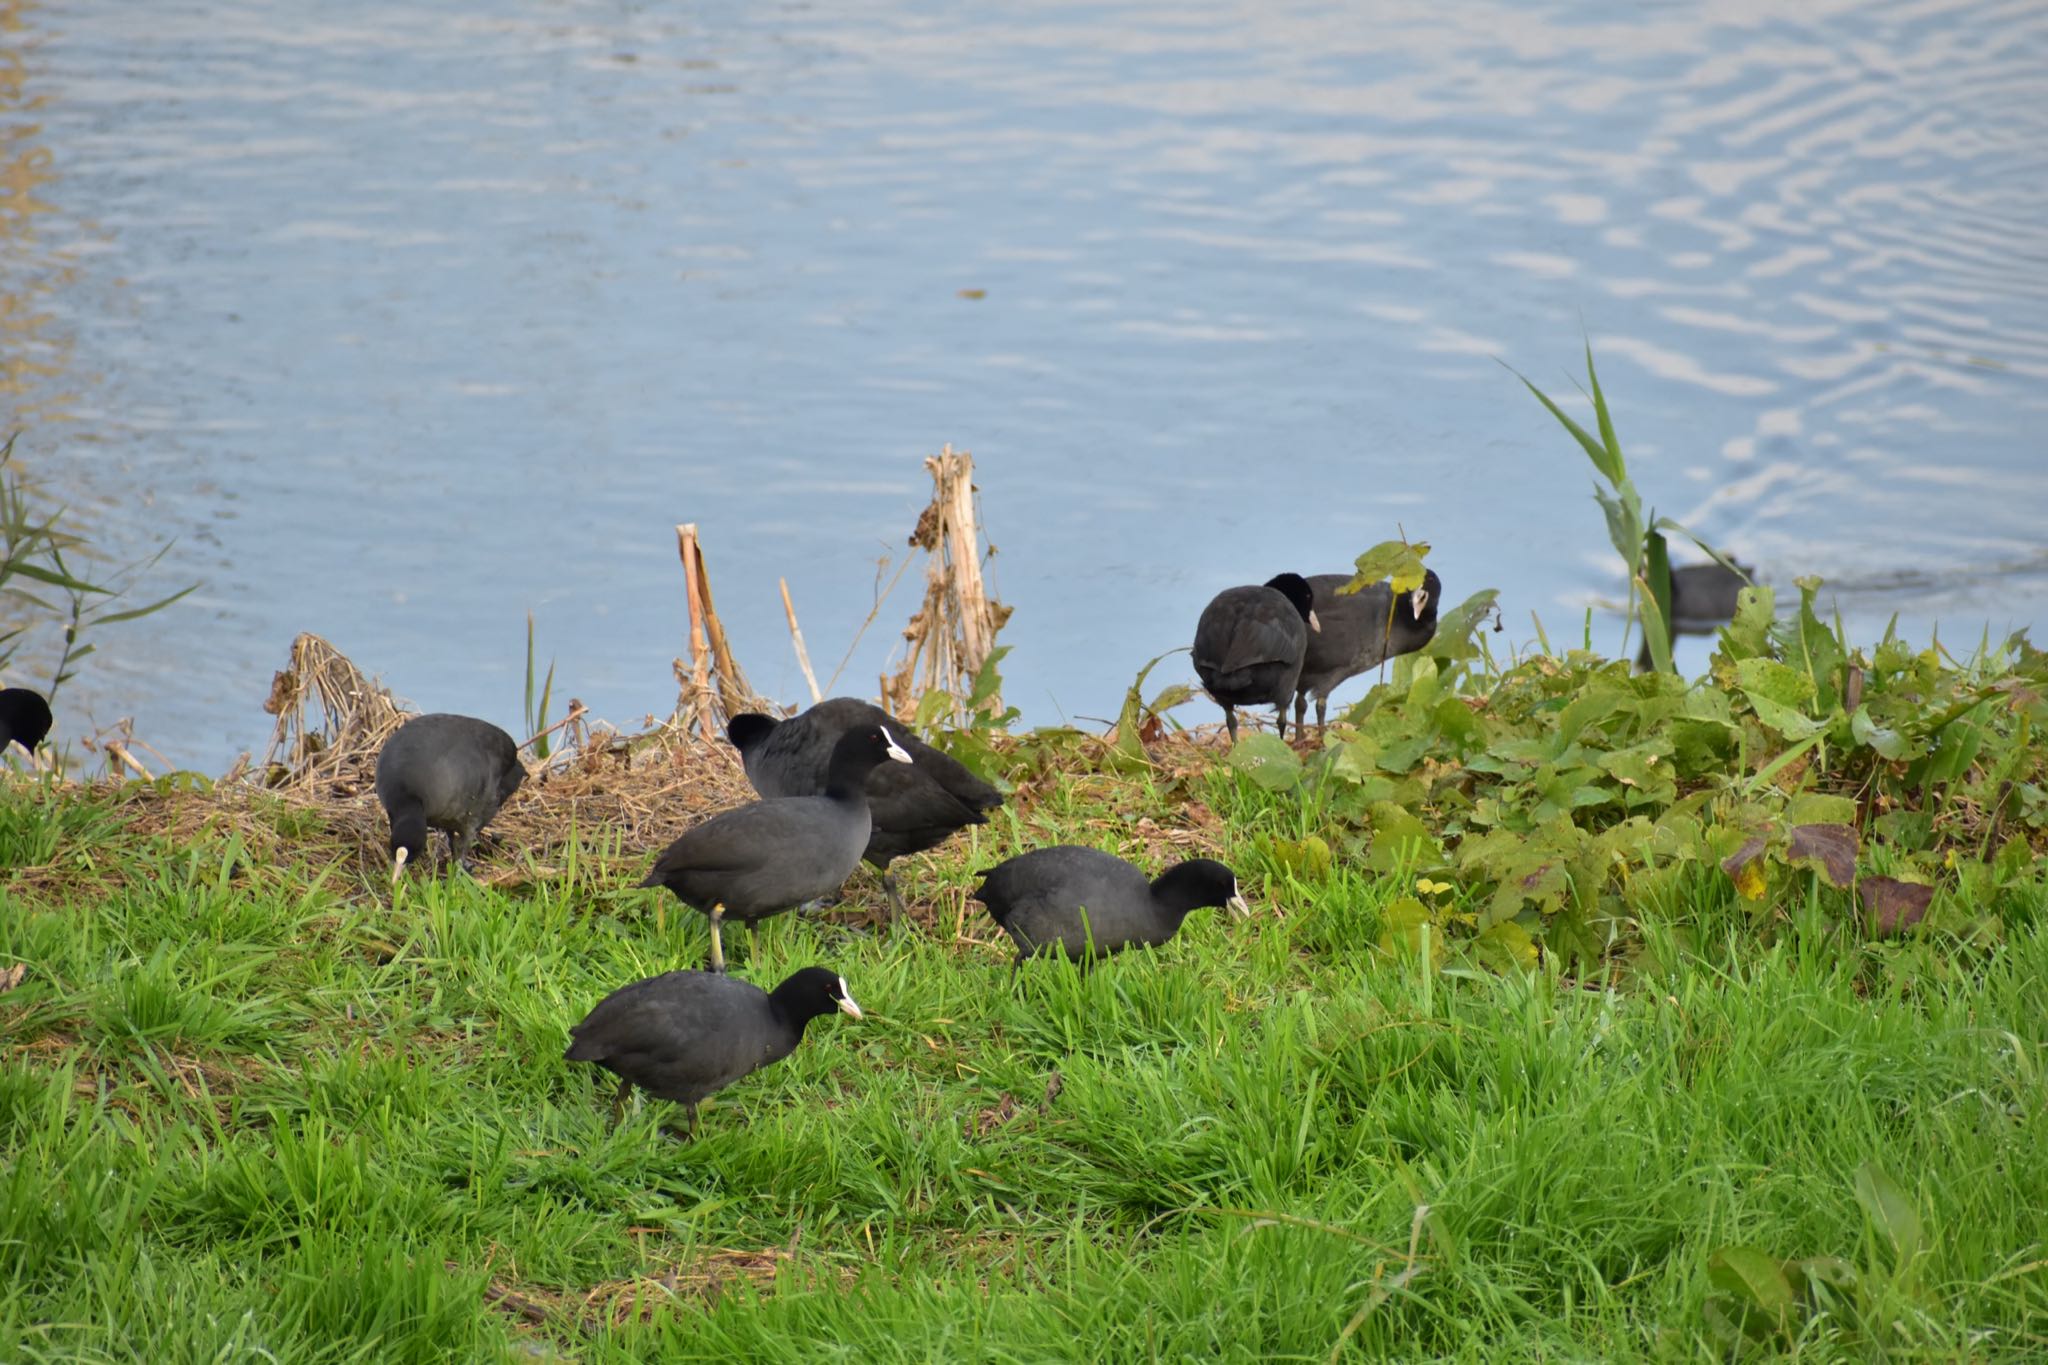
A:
5;0;2046;768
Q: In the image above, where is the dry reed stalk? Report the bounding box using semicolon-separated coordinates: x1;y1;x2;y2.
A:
673;524;767;740
879;446;1012;724
675;524;718;743
780;577;823;704
254;632;413;797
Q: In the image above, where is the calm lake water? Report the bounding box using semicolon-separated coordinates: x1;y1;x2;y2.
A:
5;0;2046;771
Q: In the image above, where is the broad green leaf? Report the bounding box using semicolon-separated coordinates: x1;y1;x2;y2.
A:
1376;895;1444;961
1641;531;1674;674
1421;589;1501;663
1735;657;1816;709
1266;835;1333;878
1785;793;1857;826
1853;1163;1923;1273
1706;1245;1796;1326
1747;692;1828;741
1851;704;1914;759
1719;584;1777;660
1341;539;1431;596
1475;919;1538;971
1226;733;1302;791
1367;801;1441;872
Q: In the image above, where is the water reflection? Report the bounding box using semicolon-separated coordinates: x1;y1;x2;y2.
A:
2;0;2044;767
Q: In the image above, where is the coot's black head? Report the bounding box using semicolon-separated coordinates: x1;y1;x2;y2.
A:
725;713;780;756
1151;858;1251;919
387;810;431;878
769;966;865;1028
1262;574;1321;633
824;722;914;797
0;687;53;754
1410;569;1444;627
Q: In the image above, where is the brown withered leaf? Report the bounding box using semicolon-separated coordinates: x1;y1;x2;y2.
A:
1786;823;1858;889
1041;1068;1064;1111
0;963;26;993
970;1093;1018;1139
1721;836;1769;901
1859;877;1933;937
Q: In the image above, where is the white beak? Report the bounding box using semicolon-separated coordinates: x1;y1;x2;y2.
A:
1411;587;1429;619
881;728;913;764
1226;890;1251;920
836;978;864;1019
391;846;409;884
1307;609;1322;633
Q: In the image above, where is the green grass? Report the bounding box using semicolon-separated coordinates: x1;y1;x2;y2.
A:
3;765;2046;1363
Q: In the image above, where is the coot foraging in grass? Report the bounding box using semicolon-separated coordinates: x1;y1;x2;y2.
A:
1636;559;1753;670
643;723;913;971
374;713;526;879
0;688;53;758
1294;569;1442;736
727;698;1003;924
565;965;861;1139
1193;573;1320;743
972;845;1249;985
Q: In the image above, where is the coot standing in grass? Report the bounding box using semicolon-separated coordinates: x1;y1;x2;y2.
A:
972;845;1249;985
642;723;913;972
1193;573;1320;743
565;966;861;1139
374;713;527;879
0;688;53;759
1294;568;1442;736
1636;559;1753;670
726;698;1002;925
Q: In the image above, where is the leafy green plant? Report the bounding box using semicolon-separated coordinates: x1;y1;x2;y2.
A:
0;434;195;701
1507;345;1743;672
523;611;557;759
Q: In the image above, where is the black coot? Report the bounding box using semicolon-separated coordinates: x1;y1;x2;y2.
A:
642;723;913;971
1294;568;1442;735
0;688;53;757
1637;559;1753;670
374;713;527;879
727;698;1002;923
565;965;861;1138
1193;573;1320;743
972;845;1249;984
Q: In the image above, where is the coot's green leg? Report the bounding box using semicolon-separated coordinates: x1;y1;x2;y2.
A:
707;905;728;973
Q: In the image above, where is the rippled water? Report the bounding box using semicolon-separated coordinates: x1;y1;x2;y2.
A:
5;0;2046;770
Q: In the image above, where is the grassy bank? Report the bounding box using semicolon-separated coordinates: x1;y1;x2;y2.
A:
3;723;2046;1361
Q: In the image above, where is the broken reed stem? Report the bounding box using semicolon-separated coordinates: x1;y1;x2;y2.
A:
105;741;153;782
694;546;751;719
676;524;716;744
780;577;823;705
521;699;589;755
880;445;1009;723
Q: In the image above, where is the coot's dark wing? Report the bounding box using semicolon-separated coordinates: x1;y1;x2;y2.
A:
973;846;1153;951
1195;589;1304;676
893;731;1002;815
1305;574;1406;681
641;799;840;881
565;971;782;1104
864;765;987;864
